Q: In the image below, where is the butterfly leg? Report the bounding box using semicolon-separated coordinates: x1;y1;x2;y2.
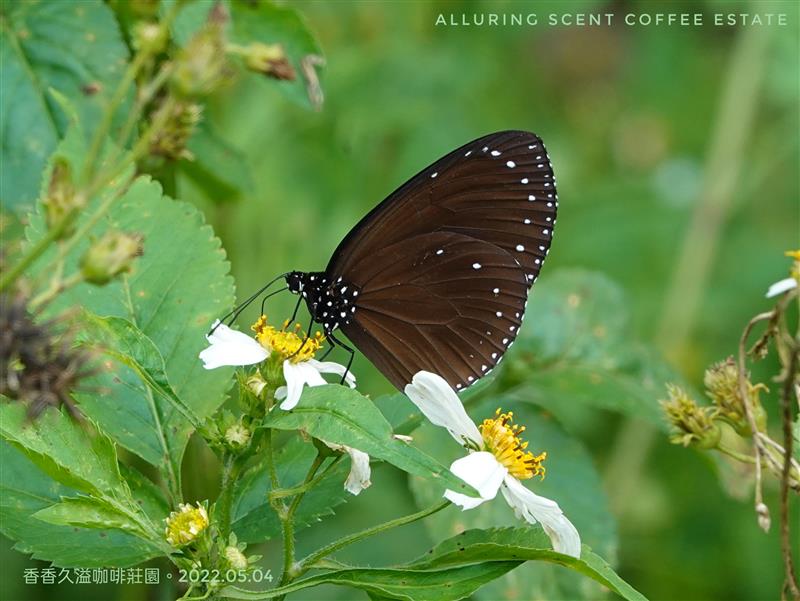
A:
327;331;355;386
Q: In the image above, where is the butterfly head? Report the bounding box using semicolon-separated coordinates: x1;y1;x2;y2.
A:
285;271;306;294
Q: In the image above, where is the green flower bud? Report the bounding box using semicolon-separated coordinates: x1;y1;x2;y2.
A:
171;4;230;98
224;423;251;448
224;546;248;570
80;230;144;285
661;385;721;449
704;357;767;436
43;160;84;236
240;42;295;80
132;21;167;54
149;101;202;161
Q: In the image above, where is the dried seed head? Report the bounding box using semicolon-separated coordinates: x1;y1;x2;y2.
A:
0;296;89;419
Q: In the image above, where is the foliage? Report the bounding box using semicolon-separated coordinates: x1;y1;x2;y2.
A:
1;2;798;601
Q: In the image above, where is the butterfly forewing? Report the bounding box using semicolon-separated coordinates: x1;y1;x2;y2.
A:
326;130;558;287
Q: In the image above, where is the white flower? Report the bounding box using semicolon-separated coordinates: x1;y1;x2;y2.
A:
323;441;371;495
766;277;798;298
199;321;268;369
200;319;356;410
275;359;356;410
404;371;581;558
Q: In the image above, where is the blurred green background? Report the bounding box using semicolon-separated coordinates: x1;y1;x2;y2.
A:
3;0;798;599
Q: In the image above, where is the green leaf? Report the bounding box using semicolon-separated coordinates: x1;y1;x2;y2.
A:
0;0;130;209
220;563;519;601
25;162;235;474
229;0;324;109
0;440;161;567
33;496;143;534
410;399;617;600
506;269;674;428
262;385;476;496
179;119;255;202
0;402;126;499
231;435;352;543
80;311;202;428
409;527;647;601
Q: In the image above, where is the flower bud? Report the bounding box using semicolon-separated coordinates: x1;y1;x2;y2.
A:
132;21;167;54
165;502;209;546
661;385;721;449
240;43;295;80
704;357;767;436
170;5;230;98
80;230;144;285
756;502;770;532
246;372;267;398
224;546;248;570
224;423;251;448
43;160;84;236
149;101;202;161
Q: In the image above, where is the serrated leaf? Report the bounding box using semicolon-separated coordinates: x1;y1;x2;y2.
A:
231;435;352;543
262;385;477;496
0;402;125;499
0;440;161;567
33;496;142;534
0;0;130;209
80;312;201;428
24;139;234;477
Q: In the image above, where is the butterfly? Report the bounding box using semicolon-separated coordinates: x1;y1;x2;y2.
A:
275;130;558;392
216;131;557;391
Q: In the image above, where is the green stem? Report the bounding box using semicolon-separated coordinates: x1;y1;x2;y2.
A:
294;500;451;579
215;454;242;542
0;210;76;292
279;453;325;588
269;456;342;501
717;445;757;464
29;272;83;311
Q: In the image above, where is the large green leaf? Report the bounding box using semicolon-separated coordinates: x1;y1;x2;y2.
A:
0;402;125;499
0;0;129;209
219;527;645;601
410;399;617;601
0;440;162;567
409;527;646;601
220;563;519;601
263;385;476;496
32;496;143;534
505;269;674;428
231;435;353;543
25;162;235;474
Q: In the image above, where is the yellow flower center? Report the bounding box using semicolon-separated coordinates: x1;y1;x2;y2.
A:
479;409;546;480
165;502;209;546
251;315;324;363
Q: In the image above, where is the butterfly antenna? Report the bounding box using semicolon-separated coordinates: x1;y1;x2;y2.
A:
210;273;289;335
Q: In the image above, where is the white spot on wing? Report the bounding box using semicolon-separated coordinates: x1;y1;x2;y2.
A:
472;262;482;270
506;160;516;168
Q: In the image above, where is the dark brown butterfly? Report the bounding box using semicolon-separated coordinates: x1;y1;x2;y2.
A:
282;130;558;392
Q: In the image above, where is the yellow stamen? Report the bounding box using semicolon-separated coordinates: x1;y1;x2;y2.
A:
479;408;546;480
251;315;324;363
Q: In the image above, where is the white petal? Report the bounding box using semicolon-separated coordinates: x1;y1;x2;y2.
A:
307;359;357;388
766;277;798;298
403;371;482;447
199;322;268;369
444;451;507;509
279;360;326;410
322;441;372;495
501;475;581;558
444;489;488;509
275;386;287;400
